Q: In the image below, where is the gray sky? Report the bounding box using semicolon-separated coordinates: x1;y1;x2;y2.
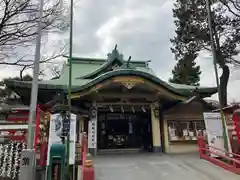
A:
0;0;240;102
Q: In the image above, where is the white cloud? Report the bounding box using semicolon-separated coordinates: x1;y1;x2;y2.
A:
0;0;240;103
0;66;20;79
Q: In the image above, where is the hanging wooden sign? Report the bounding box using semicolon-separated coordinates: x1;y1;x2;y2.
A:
112;76;145;84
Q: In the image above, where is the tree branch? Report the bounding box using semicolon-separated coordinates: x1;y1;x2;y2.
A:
0;0;69;64
17;43;67;78
220;0;240;18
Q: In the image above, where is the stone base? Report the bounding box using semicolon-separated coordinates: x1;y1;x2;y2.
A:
153;146;162;153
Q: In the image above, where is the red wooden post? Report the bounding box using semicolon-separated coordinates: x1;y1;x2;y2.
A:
197;134;205;157
34;105;40;151
39;141;48;166
81;133;84;166
82;133;87;167
232;110;240;144
82;166;94;180
82;132;95;180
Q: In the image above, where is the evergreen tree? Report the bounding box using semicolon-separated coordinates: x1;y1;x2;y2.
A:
170;0;240;106
169;52;201;86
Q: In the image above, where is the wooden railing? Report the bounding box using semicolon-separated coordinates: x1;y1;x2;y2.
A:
198;136;240;174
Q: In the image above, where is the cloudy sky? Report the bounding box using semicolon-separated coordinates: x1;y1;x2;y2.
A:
1;0;240;102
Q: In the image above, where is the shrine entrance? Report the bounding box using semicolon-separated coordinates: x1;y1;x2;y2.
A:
97;111;152;151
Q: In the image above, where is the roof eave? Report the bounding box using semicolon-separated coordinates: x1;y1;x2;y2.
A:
4;71;217;99
196;88;218;97
4;80;67;90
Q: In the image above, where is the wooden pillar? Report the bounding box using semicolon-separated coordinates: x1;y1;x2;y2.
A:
76;115;84;147
79;115;84;132
151;103;162;152
163;119;170;153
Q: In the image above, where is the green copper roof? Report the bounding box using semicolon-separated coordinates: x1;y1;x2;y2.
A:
4;46;217;99
5;68;217;98
58;60;155;83
63;47;154;80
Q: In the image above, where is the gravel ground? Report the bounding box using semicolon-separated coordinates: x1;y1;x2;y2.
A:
93;153;240;180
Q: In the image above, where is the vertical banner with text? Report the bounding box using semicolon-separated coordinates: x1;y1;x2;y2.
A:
47;113;76;165
88;106;97;149
203;112;225;157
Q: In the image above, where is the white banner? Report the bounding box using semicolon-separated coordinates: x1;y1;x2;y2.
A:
203;112;225;157
88;121;97;148
88;106;97;149
47;113;76;165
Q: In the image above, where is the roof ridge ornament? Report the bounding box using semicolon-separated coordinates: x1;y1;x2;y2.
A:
120;56;136;69
107;44;124;61
127;56;131;68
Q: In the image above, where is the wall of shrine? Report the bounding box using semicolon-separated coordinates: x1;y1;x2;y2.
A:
163;101;212;153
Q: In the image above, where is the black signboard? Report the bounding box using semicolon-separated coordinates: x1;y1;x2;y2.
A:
90;106;97;119
62;115;70;136
22;157;30;166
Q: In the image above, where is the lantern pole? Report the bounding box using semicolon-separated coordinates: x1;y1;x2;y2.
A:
66;0;74;177
27;0;44;149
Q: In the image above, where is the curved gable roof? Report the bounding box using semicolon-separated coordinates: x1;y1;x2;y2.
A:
72;45;152;79
73;69;185;97
73;69;217;98
80;56;125;79
77;57;153;80
4;69;217;101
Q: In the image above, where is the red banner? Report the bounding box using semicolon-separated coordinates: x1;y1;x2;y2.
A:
5;106;41;149
0;129;27;141
7;111;29;121
232;110;240;144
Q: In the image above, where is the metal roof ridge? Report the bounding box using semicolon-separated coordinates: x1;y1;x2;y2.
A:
63;55;150;63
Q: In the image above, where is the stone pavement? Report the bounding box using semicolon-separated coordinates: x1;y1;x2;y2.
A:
93;153;240;180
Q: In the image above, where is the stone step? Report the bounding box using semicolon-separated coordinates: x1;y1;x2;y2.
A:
97;148;141;155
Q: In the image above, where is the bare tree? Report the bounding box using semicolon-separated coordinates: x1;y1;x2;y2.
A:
0;0;69;66
220;0;240;18
18;41;67;80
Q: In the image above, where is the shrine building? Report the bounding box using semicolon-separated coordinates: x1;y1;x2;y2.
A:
5;46;217;154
